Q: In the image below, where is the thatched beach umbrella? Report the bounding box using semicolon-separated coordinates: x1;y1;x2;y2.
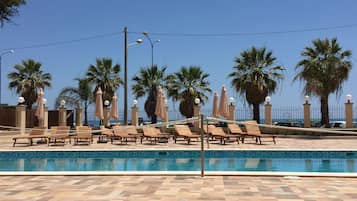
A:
162;94;168;121
212;92;219;118
110;93;119;120
95;87;104;120
35;88;44;126
155;86;165;120
218;86;229;118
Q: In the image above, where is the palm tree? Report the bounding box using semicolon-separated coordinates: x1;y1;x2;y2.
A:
8;59;52;108
132;65;168;123
0;0;26;27
228;47;285;123
54;78;93;125
294;38;352;127
86;57;122;102
167;66;211;118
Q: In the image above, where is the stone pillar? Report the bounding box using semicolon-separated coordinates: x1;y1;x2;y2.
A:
58;108;67;126
131;105;138;126
103;107;110;127
16;104;26;135
345;101;353;128
75;108;83;126
264;103;272;125
193;105;201;128
44;106;48;128
303;103;311;128
228;104;235;121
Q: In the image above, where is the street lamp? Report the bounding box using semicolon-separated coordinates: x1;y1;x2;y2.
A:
0;50;14;105
123;27;143;125
142;31;160;67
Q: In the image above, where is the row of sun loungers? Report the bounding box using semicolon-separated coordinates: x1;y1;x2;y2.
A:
12;126;94;146
209;121;276;145
12;127;49;146
12;121;277;146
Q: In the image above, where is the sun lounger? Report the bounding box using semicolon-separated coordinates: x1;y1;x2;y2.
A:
12;127;48;147
243;120;276;144
206;125;240;144
227;123;247;142
141;127;169;144
48;126;71;146
99;125;113;136
111;125;138;144
173;125;200;144
227;123;245;135
74;126;92;145
98;125;113;143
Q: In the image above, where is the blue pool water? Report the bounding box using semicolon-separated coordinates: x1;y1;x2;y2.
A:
1;150;357;172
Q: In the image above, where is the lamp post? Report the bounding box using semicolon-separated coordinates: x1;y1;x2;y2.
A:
346;94;352;103
0;50;14;105
265;96;271;104
123;27;143;125
142;32;160;67
304;95;310;104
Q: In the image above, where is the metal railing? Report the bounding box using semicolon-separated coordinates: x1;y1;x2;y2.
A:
84;104;357;127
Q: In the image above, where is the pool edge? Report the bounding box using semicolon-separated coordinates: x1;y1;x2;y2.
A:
1;171;357;177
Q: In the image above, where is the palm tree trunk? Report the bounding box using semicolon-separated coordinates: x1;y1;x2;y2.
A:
151;115;157;124
84;106;88;126
320;95;330;128
253;103;260;123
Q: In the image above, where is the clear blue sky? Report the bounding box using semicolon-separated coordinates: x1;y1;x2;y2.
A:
1;0;357;115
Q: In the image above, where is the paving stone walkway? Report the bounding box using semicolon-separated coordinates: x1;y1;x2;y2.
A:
1;175;357;201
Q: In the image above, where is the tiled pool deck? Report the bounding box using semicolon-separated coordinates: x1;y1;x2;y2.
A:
1;134;357;200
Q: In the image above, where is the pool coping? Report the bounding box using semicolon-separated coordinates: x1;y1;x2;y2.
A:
2;148;357;151
0;171;357;177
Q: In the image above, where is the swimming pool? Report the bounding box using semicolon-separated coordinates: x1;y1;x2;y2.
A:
0;150;357;173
